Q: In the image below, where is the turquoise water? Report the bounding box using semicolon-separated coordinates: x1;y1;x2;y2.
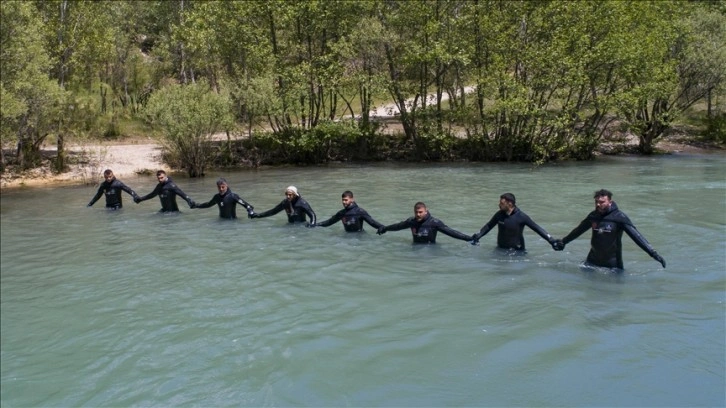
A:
1;154;725;406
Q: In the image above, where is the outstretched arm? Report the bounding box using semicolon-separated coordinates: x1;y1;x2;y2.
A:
380;219;413;234
434;219;472;242
195;195;219;209
523;215;556;245
472;214;499;241
254;201;285;218
361;210;385;230
136;184;161;203
561;218;591;245
87;185;104;207
316;210;343;228
118;181;139;201
622;223;666;268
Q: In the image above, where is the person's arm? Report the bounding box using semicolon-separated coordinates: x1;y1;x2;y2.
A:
194;195;219;209
316;209;343;228
253;201;285;218
169;184;195;208
360;210;384;230
136;184;161;202
379;218;413;233
117;181;139;201
234;194;254;214
522;213;556;245
87;185;105;207
622;223;666;268
560;218;591;245
472;213;500;241
301;200;316;225
434;219;473;242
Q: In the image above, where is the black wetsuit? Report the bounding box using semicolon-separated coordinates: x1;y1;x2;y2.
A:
316;202;383;232
382;212;471;244
87;178;139;209
473;207;555;250
137;177;195;212
255;196;316;224
561;202;660;269
195;189;254;219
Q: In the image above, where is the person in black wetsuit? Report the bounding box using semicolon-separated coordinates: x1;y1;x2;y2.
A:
376;201;472;244
86;169;139;209
471;193;558;251
313;190;384;232
192;178;256;219
134;170;196;213
249;186;316;225
553;189;666;270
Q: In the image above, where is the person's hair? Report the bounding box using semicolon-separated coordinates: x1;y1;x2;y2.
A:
341;190;354;199
593;189;613;199
216;177;228;186
500;193;516;205
156;170;167;177
414;202;427;210
103;169;113;177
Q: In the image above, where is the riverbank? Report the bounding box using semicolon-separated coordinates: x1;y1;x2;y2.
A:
1;132;722;191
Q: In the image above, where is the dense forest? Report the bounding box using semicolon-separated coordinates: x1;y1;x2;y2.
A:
1;0;725;176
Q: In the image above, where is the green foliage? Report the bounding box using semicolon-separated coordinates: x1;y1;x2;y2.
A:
3;0;723;172
144;81;233;177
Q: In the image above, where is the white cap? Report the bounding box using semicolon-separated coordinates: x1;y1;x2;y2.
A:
285;186;299;196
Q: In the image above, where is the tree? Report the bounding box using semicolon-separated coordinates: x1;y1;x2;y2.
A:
0;1;64;170
144;81;233;177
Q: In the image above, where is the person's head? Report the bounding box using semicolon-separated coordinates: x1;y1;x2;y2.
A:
156;170;168;183
285;186;299;201
413;201;428;221
103;169;115;182
341;190;354;208
216;178;229;194
499;193;516;213
593;189;613;214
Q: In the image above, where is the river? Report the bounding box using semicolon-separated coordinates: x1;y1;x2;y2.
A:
1;154;724;406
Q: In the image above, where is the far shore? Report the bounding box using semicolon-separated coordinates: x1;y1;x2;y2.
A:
1;134;723;191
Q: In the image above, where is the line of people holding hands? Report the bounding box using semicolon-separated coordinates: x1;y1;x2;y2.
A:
88;169;666;270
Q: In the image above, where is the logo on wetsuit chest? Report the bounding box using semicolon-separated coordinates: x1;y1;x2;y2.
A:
411;227;431;237
342;216;357;226
592;222;613;234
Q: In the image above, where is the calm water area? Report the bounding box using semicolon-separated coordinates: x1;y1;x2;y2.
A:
1;154;725;407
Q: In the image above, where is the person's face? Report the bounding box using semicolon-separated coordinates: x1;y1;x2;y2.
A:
157;173;167;183
498;198;511;212
285;191;295;201
217;183;228;194
595;195;612;214
341;196;354;208
104;174;114;182
414;206;428;221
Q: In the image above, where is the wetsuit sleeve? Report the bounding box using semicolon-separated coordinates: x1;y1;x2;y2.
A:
195;195;219;209
255;201;285;218
117;181;139;200
137;184;162;202
234;195;254;212
522;213;555;243
473;213;499;240
361;210;384;229
170;184;195;206
383;218;413;232
316;209;344;228
434;220;472;241
87;185;105;206
561;218;591;244
622;223;659;258
301;200;316;225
